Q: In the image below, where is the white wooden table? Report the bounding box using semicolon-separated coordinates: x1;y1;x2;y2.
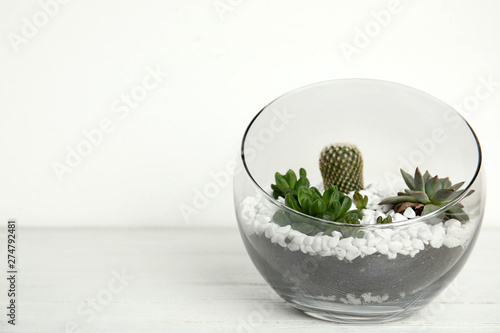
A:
1;226;499;333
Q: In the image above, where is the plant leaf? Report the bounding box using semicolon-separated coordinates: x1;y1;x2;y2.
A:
338;197;352;217
414;168;424;191
425;176;442;199
422;204;440;215
273;210;290;226
284;170;297;189
285;194;301;211
431;189;455;203
309;198;327;216
275;173;289;191
291;222;316;234
401;169;415;190
450;181;465;191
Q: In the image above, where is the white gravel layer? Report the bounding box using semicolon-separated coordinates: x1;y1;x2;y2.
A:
238;185;478;260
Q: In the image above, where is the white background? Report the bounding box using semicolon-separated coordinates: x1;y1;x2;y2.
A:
0;0;498;228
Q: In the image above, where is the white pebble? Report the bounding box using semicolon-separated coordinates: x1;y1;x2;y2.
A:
292;235;305;245
376;243;389;254
394;213;408;222
288;230;301;238
444;237;461;248
265;225;275;238
332;231;342;238
360;246;377;255
276;225;292;235
338;237;354;250
403;207;416;218
387;252;397;259
322;236;331;251
418;227;433;241
400;230;410;239
408;226;419;238
374;229;392;240
329;236;340;248
412;239;425;250
367;236;382;247
304;236;314;246
447;225;464;239
335;247;346;259
430;236;443;248
288;242;300;251
389;241;403;253
257;215;271;224
352;238;367;247
445;219;462;228
346;248;361;260
382;204;393;213
401;238;412;249
312;237;322;252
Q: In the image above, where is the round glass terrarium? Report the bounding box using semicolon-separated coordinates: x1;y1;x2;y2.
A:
233;79;485;323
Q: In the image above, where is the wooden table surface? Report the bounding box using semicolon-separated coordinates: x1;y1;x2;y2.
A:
1;225;499;333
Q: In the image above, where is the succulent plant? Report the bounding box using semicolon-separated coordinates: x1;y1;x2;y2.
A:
379;168;472;222
319;144;364;193
271;169;364;235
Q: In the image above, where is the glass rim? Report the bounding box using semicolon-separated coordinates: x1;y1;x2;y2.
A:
240;78;482;228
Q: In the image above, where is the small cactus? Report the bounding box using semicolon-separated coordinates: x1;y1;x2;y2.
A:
319;144;364;193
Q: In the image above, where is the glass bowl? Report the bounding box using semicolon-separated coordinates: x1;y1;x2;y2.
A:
233;79;485;323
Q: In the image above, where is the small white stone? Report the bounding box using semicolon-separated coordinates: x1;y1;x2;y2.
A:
304;245;314;253
332;231;343;238
387;252;397;259
445;219;462;228
408;226;419;238
399;230;410;239
319;249;332;257
271;233;281;244
346;248;361;261
276;225;292;235
403;207;416;218
447;225;465;239
418;227;433;241
265;225;275;238
367;236;382;247
292;235;305;245
335;247;347;259
338;237;354;250
412;239;425;250
352;238;367;247
288;242;300;251
288;230;302;238
443;237;461;248
387;209;395;217
430;236;443;248
401;238;412;249
304;236;314;246
300;244;307;253
394;213;408;222
329;236;340;248
360;246;377;255
278;239;288;248
389;241;403;253
256;215;271;224
376;243;389;254
375;229;392;240
410;249;420;257
399;250;409;255
321;236;331;251
312;237;322;252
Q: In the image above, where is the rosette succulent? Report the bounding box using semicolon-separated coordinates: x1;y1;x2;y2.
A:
271;168;364;235
379;168;472;222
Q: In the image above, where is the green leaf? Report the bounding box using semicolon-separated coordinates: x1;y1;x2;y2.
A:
338;197;352;217
322;186;334;205
422;204;440;215
450;181;465;191
284;170;297;189
401;169;415;190
445;205;469;223
379;195;422;205
329;200;341;219
271;184;281;199
410;191;431;204
425;176;442;199
275;173;289;191
273;210;290;226
298;187;312;207
423;170;431;181
309;199;327;216
309;187;322;200
285;194;301;211
353;191;368;209
440;177;452;189
414;168;424;191
291;222;316;234
431;189;455;203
